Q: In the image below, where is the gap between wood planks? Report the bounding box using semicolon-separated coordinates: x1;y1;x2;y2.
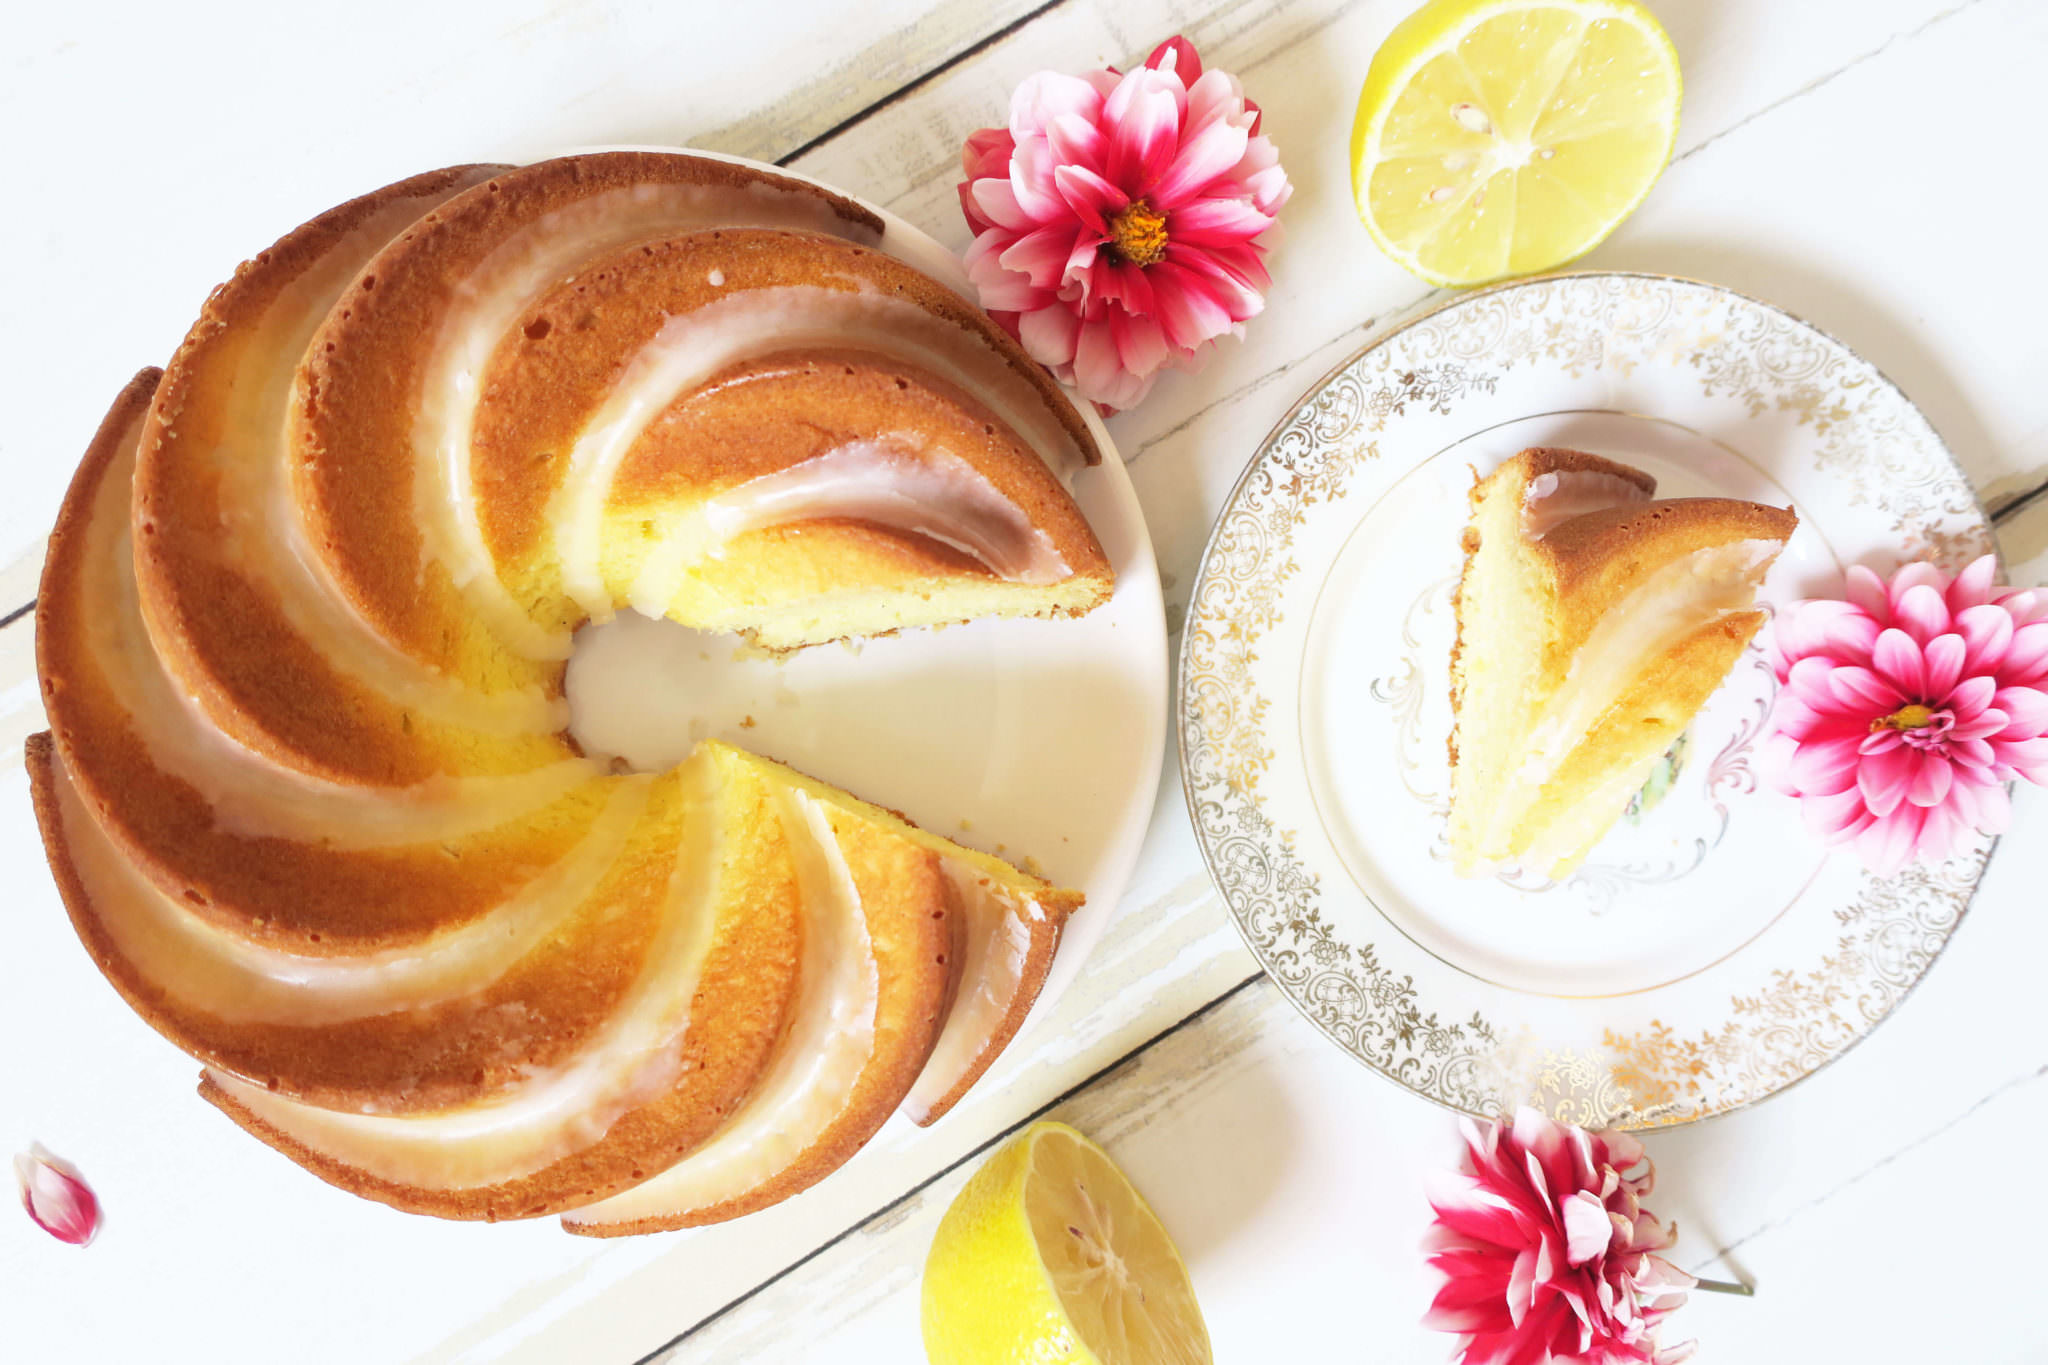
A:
638;970;1269;1365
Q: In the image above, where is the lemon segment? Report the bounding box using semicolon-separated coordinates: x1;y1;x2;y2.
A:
922;1121;1213;1365
1351;0;1681;285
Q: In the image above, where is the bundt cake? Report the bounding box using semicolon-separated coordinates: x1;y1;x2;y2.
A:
29;151;1110;1233
1447;448;1796;879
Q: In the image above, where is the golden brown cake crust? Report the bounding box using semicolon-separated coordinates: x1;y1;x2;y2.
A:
1539;497;1798;649
295;153;1102;672
571;809;957;1235
34;153;1104;1233
134;164;525;787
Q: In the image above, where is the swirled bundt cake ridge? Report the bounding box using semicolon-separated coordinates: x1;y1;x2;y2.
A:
30;150;1109;1230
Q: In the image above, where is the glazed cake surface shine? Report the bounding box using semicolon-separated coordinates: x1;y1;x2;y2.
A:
31;152;1106;1232
1447;448;1796;880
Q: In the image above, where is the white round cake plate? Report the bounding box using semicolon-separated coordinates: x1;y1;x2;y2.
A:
557;146;1168;1021
1179;272;1997;1129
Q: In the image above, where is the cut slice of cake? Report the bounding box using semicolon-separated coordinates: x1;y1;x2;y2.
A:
1447;448;1797;880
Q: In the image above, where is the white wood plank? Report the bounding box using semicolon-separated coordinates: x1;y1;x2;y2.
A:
5;0;2045;1361
653;781;2048;1362
0;0;1026;581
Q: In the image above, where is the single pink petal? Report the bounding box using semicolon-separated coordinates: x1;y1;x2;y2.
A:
1103;68;1182;192
1947;554;2000;613
1110;310;1171;378
1187;235;1274;291
1562;1193;1613;1266
1906;750;1953;808
1008;70;1105;142
1945;674;1997;720
1072;319;1152;410
1163;241;1266;319
1996;736;2048;782
1893;583;1952;645
1789;732;1863;796
1145;35;1202;83
1016;303;1079;368
1949;708;2009;742
1062;233;1102;290
1993;686;2048;738
998;225;1080;288
1858;744;1915;817
1824;664;1905;715
1768;692;1829;741
965;246;1044;312
1888;560;1950;611
2004;623;2048;687
1955;604;2016;676
1152;109;1253;209
1009;136;1068;223
1775;599;1879;667
1844;565;1891;622
1506;1246;1539;1327
1951;778;2012;835
1147;260;1237;350
1165;195;1274;245
1859;727;1903;755
1044;111;1107;174
1922;634;1966;701
970;177;1037;232
1094;260;1157;316
1857;804;1927;875
1804;787;1876;841
15;1145;99;1246
1244;161;1291;214
1052;162;1126;235
1872;628;1928;696
1183;67;1249;136
961;126;1016;181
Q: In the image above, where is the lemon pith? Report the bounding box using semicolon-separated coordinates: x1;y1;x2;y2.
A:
921;1121;1212;1365
1351;0;1682;286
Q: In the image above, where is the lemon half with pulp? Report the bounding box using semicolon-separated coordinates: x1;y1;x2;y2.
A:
1351;0;1681;285
922;1121;1212;1365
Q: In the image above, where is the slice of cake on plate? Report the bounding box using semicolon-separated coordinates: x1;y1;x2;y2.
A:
1447;448;1797;880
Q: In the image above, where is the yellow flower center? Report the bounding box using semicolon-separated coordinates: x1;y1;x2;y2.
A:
1874;703;1936;732
1106;201;1169;267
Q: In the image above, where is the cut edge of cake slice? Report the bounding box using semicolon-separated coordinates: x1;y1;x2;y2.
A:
1448;448;1797;881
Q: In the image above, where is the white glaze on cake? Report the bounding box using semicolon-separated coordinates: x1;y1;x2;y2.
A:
1519;468;1652;537
549;284;1086;621
563;787;880;1226
900;864;1049;1125
413;183;877;659
52;763;643;1029
625;436;1068;616
203;760;729;1184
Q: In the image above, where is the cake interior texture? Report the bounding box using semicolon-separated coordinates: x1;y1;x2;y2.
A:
1447;447;1797;880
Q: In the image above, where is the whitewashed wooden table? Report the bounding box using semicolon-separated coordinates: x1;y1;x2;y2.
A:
6;1;2047;1360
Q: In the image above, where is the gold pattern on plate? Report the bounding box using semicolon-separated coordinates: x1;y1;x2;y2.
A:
1178;272;1996;1130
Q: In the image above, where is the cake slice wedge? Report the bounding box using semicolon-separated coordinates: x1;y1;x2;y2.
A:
1447;449;1797;880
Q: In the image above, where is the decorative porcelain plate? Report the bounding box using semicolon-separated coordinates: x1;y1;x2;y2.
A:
1179;272;1997;1128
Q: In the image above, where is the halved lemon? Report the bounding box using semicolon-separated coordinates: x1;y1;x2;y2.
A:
921;1121;1212;1365
1350;0;1682;285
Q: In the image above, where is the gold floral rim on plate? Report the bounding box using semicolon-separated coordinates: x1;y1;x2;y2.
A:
1177;271;1998;1130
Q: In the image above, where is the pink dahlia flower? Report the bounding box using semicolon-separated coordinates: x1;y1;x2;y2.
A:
1424;1110;1696;1365
1763;555;2048;874
957;35;1290;411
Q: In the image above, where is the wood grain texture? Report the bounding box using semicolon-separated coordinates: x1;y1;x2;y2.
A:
5;0;2047;1361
